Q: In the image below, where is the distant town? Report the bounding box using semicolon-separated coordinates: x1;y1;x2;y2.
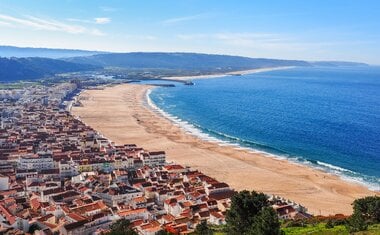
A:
0;78;311;234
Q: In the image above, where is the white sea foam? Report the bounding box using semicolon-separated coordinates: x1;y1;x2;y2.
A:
146;89;239;148
145;88;380;192
316;161;355;174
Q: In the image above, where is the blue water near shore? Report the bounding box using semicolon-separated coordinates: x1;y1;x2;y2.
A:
148;66;380;190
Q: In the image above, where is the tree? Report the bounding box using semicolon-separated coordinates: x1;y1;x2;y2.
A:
28;223;41;234
194;220;213;235
346;211;368;233
325;219;334;229
226;190;269;234
345;196;380;233
352;196;380;223
250;207;281;235
108;218;138;235
156;230;173;235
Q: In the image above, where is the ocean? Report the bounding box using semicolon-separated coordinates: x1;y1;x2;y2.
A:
147;66;380;191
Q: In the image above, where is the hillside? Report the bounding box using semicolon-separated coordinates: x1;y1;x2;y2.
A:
0;48;370;83
311;61;369;67
0;57;101;82
0;46;105;59
65;52;312;71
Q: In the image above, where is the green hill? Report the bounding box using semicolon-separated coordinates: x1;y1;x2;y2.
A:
65;52;311;71
0;57;101;82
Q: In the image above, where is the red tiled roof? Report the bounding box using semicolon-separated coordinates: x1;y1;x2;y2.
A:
118;208;147;217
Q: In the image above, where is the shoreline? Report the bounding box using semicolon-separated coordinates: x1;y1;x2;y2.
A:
162;66;295;81
71;84;378;216
145;88;379;191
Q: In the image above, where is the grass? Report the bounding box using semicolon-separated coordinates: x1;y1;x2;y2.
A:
203;223;380;235
282;223;347;235
282;223;380;235
209;225;227;235
205;223;380;235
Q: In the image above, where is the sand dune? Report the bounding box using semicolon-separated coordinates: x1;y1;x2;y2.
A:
71;84;378;216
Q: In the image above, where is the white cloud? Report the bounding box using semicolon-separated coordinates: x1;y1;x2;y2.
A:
94;17;111;24
66;18;92;24
0;20;11;26
27;15;86;34
0;13;105;36
0;14;50;30
177;32;288;47
124;35;157;41
100;6;118;12
90;29;106;36
177;34;208;40
161;13;209;25
68;17;111;25
175;32;377;62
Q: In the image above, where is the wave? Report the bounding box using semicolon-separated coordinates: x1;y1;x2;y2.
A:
145;88;380;191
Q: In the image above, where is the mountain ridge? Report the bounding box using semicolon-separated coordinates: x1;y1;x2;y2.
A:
0;46;370;82
63;52;312;71
0;57;101;82
0;45;107;59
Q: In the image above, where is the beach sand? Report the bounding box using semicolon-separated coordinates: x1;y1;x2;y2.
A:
71;84;378;215
162;66;295;81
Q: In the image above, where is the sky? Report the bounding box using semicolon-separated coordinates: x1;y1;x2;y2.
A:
0;0;379;64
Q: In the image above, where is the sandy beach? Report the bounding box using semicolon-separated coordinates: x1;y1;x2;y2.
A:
162;66;295;81
71;84;378;216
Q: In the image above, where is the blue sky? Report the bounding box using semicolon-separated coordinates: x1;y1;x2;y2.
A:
0;0;379;64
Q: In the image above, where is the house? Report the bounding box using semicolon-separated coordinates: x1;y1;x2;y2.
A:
209;211;225;225
274;205;296;220
205;182;230;195
94;184;143;207
164;198;182;217
71;201;108;217
141;151;166;167
0;175;9;190
137;220;162;235
118;208;150;221
19;155;54;171
131;196;147;209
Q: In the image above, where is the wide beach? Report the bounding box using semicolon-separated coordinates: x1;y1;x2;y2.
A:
71;83;378;216
162;66;295;81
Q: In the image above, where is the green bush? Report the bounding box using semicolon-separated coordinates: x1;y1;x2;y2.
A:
325;219;334;229
346;212;368;233
226;190;280;235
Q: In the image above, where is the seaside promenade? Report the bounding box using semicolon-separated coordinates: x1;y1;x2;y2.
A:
71;83;378;216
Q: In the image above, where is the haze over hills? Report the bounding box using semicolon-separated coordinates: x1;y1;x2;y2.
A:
0;46;369;82
311;61;369;67
63;52;311;71
0;57;101;82
0;45;105;59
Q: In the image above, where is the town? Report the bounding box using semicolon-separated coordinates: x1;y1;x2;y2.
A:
0;82;310;234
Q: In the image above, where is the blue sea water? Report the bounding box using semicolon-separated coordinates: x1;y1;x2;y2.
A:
148;66;380;190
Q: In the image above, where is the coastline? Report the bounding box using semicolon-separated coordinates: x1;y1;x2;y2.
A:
162;66;295;81
145;88;380;191
71;83;378;216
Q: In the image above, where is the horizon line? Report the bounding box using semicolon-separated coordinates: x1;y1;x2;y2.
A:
0;44;376;65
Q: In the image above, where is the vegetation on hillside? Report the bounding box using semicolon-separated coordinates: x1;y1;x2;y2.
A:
105;193;379;235
283;196;380;235
0;57;100;82
190;194;380;235
0;45;103;58
225;190;280;235
107;218;138;235
65;52;311;71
